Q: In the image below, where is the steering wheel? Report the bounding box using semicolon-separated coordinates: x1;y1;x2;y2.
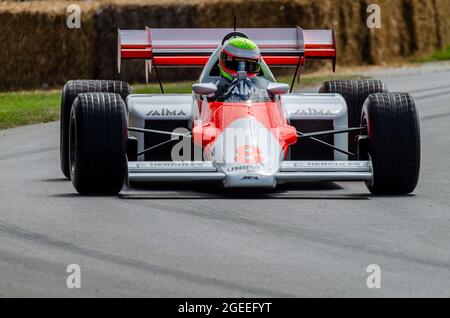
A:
221;32;249;45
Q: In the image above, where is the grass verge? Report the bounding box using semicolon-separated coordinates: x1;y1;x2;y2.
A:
0;74;363;130
413;45;450;63
0;91;61;130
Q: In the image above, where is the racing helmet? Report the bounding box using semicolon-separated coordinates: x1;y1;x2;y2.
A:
219;37;261;80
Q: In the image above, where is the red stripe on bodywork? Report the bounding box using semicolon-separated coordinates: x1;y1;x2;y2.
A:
121;48;152;59
304;49;336;58
122;55;310;67
121;44;151;49
154;56;306;67
153;56;210;66
122;53;325;67
263;56;300;66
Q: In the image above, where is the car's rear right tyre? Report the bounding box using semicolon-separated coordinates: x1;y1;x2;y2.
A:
319;80;388;153
69;93;128;195
60;80;131;178
362;92;421;195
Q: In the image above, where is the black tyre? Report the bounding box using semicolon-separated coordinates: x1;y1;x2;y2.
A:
362;92;421;195
69;93;128;195
60;80;131;178
319;80;387;153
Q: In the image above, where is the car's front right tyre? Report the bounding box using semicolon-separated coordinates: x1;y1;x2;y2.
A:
60;80;131;178
69;92;128;195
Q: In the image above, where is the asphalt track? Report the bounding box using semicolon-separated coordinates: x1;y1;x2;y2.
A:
1;62;450;297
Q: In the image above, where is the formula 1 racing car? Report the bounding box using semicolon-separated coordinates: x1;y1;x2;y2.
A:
59;27;420;195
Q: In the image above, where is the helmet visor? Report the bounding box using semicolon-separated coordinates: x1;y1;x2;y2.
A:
222;53;260;74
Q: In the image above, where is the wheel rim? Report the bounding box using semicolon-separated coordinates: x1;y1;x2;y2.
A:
69;112;76;178
360;112;374;188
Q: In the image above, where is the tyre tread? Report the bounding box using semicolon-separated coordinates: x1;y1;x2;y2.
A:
60;80;131;178
70;92;127;195
363;92;421;194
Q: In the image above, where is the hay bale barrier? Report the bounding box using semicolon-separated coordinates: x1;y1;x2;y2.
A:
93;1;198;83
0;0;450;91
0;1;98;91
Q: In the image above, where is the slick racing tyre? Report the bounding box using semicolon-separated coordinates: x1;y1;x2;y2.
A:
362;92;421;195
319;80;387;154
60;80;131;178
69;93;128;195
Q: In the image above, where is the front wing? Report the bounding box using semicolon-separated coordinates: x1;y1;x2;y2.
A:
128;161;373;183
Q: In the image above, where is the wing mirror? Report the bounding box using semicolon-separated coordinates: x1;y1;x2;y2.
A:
267;83;290;95
192;83;217;96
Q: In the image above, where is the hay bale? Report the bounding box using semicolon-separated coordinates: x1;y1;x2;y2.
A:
93;1;198;83
1;0;450;91
0;1;98;91
358;0;409;65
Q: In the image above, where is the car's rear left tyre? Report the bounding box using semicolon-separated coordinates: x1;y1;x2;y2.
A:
362;92;421;195
319;80;388;153
69;93;128;195
60;80;131;178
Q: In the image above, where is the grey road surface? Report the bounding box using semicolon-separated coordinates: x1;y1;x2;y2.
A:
1;62;450;297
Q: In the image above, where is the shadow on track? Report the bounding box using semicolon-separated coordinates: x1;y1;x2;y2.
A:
48;179;415;200
119;181;370;200
41;178;69;182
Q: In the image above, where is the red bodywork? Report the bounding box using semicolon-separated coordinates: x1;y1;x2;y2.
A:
192;101;298;157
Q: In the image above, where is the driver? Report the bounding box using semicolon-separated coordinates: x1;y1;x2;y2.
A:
215;37;268;99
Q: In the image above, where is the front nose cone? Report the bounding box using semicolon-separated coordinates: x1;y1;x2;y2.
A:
221;164;278;188
207;117;283;188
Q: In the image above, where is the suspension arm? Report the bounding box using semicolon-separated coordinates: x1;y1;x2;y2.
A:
297;127;366;139
297;131;357;158
128;127;192;138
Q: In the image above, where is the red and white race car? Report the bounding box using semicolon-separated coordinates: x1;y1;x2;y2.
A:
59;27;420;195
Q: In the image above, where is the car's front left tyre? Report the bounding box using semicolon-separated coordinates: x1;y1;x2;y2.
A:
69;92;128;195
362;92;421;195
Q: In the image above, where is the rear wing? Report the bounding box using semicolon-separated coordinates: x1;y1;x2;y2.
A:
118;27;336;78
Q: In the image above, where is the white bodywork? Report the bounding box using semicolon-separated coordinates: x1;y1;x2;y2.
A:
282;93;348;160
127;94;196;160
126;93;373;187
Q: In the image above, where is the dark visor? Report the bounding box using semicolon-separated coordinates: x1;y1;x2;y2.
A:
223;54;260;74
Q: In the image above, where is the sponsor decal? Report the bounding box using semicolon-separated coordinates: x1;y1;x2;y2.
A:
291;108;335;116
288;161;369;168
135;162;209;169
226;164;263;172
224;80;266;96
146;108;187;117
241;176;259;181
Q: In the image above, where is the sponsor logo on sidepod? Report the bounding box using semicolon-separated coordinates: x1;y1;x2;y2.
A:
146;108;187;117
291;108;335;116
